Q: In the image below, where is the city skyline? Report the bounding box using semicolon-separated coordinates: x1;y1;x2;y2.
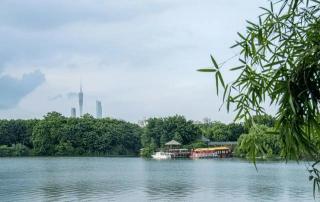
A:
70;84;104;118
0;0;274;123
78;83;83;117
96;100;102;119
71;107;76;118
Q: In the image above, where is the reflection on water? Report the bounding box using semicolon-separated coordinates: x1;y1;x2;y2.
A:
244;164;283;201
0;157;317;201
144;160;196;200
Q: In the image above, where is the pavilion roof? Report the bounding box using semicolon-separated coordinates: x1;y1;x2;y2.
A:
165;140;181;146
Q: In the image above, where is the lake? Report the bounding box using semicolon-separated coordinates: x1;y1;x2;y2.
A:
0;157;317;201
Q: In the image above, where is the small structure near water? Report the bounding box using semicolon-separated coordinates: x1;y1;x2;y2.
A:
165;140;191;158
165;140;181;149
152;139;233;160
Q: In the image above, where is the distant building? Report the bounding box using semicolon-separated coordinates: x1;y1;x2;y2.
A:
96;100;102;119
79;83;83;117
71;107;76;118
138;118;147;127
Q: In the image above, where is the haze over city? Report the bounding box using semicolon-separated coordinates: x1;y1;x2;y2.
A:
1;1;319;201
0;0;268;122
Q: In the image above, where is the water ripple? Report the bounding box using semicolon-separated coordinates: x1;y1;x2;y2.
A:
0;157;317;201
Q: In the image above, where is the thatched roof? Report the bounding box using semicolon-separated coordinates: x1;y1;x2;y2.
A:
165;140;181;146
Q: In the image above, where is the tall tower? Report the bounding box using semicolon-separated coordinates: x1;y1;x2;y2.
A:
71;107;76;118
96;100;102;119
79;83;83;117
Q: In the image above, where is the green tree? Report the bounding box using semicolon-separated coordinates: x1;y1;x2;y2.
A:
227;123;245;141
32;112;67;155
0;144;30;157
0;120;11;146
199;0;320;194
199;121;244;141
236;125;281;159
0;119;37;147
55;141;75;156
142;115;201;149
244;115;276;131
0;112;143;157
205;122;230;141
200;0;320;159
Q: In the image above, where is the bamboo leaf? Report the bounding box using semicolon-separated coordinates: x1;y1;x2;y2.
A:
264;60;285;67
215;72;219;95
197;68;217;72
230;65;245;71
217;71;225;88
223;84;229;102
210;55;219;69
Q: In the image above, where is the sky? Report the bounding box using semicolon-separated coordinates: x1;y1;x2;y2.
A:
0;0;269;123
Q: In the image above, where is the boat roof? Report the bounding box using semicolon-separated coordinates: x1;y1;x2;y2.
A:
193;146;230;152
208;141;237;146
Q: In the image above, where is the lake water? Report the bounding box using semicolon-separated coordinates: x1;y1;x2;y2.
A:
0;157;317;201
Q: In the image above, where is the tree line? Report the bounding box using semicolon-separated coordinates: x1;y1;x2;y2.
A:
0;111;282;158
0;112;141;156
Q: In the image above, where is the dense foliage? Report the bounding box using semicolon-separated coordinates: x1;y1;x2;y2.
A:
0;144;31;157
140;116;248;157
0;112;142;156
140;115;202;157
32;112;142;156
199;0;320;194
236;125;282;159
0;112;270;158
0;119;38;148
200;0;320;160
198;121;245;141
243;115;275;131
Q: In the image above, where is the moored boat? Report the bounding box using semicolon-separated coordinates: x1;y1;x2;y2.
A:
151;152;172;160
190;146;231;159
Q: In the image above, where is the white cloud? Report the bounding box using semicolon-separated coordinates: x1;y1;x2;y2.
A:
0;0;269;122
0;70;45;109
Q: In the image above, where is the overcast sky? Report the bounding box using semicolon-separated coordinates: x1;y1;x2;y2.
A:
0;0;269;123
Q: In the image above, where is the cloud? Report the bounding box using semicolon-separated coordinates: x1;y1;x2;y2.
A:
0;0;170;31
0;0;175;68
67;92;78;99
0;0;266;71
48;94;63;101
0;0;269;122
0;70;45;109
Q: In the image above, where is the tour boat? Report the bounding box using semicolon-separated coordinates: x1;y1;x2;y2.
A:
190;147;231;159
151;152;172;160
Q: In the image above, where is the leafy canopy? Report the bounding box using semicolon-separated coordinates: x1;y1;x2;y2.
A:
199;0;320;160
199;0;320;194
236;125;282;159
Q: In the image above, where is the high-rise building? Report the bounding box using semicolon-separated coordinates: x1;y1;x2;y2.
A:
96;100;102;119
71;107;76;118
79;83;83;117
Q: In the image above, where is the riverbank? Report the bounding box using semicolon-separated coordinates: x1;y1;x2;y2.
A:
0;143;285;160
